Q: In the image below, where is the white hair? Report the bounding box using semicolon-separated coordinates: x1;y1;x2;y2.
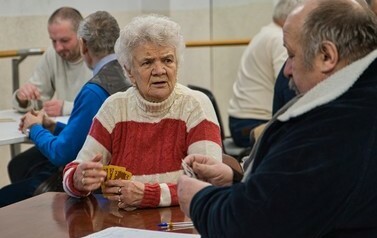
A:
114;14;185;71
273;0;304;21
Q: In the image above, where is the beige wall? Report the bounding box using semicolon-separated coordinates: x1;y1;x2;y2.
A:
0;0;274;187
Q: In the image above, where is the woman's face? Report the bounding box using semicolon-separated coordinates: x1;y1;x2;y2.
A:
127;42;178;102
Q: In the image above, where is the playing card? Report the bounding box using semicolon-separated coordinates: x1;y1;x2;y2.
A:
181;160;197;178
108;166;115;181
101;165;132;198
103;165;132;181
113;169;132;180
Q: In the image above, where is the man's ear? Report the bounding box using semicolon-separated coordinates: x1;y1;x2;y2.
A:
319;41;339;73
80;38;88;55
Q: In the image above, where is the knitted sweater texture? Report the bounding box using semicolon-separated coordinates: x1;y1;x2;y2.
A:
64;83;222;208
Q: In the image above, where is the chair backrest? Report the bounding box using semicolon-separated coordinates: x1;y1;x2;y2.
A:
187;84;226;141
222;153;243;176
188;84;250;161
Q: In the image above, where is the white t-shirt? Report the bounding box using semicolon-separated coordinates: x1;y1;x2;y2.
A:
228;22;287;120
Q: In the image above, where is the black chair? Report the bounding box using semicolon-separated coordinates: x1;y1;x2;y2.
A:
188;84;251;161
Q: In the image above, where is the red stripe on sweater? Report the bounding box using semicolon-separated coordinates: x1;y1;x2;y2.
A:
89;118;221;176
141;183;161;208
187;119;222;146
63;162;86;196
90;118;112;152
168;183;178;205
109;119;187;175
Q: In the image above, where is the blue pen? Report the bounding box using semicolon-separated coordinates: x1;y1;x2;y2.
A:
158;221;193;228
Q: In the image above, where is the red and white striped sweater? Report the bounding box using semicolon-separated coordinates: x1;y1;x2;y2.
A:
63;83;222;208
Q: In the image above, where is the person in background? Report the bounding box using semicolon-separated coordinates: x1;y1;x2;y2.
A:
271;0;377;116
0;10;131;207
252;0;377;153
178;0;377;237
63;14;222;211
228;0;303;148
12;7;91;117
8;7;92;185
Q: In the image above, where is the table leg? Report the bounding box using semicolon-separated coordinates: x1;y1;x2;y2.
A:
10;144;21;158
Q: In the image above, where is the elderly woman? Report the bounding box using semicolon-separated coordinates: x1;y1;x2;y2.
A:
63;14;222;210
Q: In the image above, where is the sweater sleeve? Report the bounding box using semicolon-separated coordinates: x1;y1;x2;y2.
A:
53;121;65;135
63;96;113;197
185;89;223;161
140;183;178;208
30;85;108;167
63;162;91;197
62;100;74;116
12;48;55;112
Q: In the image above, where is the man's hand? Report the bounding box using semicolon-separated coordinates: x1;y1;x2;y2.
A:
177;175;211;217
19;109;44;134
184;154;233;186
16;83;40;107
43;99;64;116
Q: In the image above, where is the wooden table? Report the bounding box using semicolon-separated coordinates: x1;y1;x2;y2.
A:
0;192;197;238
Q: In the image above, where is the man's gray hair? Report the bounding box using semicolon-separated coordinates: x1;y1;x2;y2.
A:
273;0;304;22
114;14;185;70
77;11;120;58
301;0;377;69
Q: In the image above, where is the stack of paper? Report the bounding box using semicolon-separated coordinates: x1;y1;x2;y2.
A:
85;227;201;238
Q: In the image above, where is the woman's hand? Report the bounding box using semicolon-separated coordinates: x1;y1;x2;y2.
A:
73;154;107;193
103;179;145;211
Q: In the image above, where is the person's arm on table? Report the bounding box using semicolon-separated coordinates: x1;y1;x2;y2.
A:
12;49;55;113
24;87;107;166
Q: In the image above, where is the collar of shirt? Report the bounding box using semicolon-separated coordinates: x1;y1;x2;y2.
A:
93;54;117;75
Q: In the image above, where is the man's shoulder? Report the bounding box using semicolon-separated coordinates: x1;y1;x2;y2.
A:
43;46;60;60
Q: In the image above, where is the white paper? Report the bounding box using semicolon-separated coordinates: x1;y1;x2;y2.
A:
84;227;201;238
